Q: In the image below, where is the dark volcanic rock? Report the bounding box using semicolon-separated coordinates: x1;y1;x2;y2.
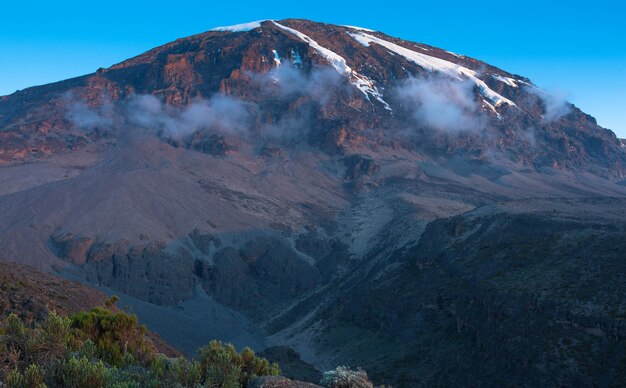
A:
54;238;196;306
196;237;321;313
186;132;238;156
313;199;626;386
259;144;283;159
189;228;221;254
50;233;94;265
196;247;260;309
242;237;321;299
342;154;379;181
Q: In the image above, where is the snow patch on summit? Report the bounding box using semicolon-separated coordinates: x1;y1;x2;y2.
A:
272;21;391;111
492;74;519;88
348;31;516;108
272;21;350;74
211;21;265;32
342;25;376;32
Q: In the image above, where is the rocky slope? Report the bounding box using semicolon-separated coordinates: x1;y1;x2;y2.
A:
0;262;105;321
0;262;178;357
2;19;626;386
286;198;626;386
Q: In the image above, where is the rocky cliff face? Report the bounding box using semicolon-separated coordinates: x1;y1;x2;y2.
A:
2;19;626;386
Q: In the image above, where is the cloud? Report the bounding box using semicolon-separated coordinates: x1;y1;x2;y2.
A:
521;127;537;148
261;103;319;141
125;94;255;138
525;85;572;122
66;97;115;129
251;64;344;104
249;64;348;140
393;75;485;133
182;95;253;135
66;62;352;143
541;91;572;122
67;93;255;139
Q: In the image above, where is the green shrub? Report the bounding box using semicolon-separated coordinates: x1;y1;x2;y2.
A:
23;363;46;387
199;340;280;387
57;356;109;388
106;366;151;388
71;307;153;366
149;354;168;380
1;311;74;374
5;368;24;388
5;314;27;339
78;339;97;360
1;308;285;388
4;364;46;388
108;382;141;388
37;311;72;347
104;295;120;308
4;313;28;353
0;314;28;372
28;311;73;366
171;356;202;387
203;348;241;388
2;314;28;371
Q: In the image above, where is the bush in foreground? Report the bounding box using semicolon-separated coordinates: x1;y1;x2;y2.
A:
71;305;153;367
0;298;280;387
1;298;376;387
200;340;280;387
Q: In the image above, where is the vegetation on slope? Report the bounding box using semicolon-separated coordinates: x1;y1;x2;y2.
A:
0;263;376;387
0;296;280;387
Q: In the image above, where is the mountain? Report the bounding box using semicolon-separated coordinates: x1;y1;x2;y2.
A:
2;19;626;386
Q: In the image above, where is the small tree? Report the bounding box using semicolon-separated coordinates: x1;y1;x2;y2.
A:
70;307;154;366
199;340;280;387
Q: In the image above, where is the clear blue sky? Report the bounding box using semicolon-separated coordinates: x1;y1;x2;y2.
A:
2;1;625;136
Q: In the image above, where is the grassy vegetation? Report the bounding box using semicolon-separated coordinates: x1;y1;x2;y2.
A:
0;297;280;387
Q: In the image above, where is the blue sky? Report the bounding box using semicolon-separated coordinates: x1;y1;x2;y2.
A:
1;1;625;136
